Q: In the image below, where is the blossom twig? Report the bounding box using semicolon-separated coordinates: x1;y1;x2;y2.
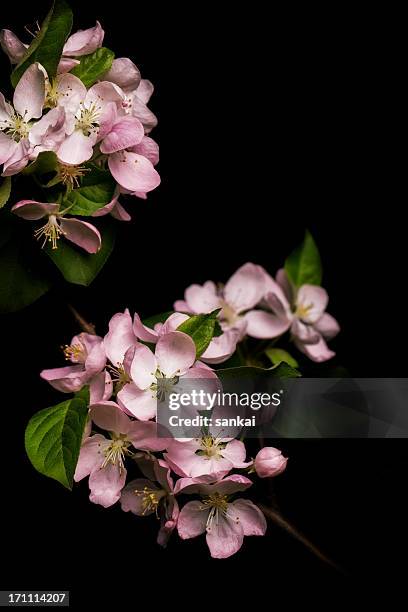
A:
259;504;347;574
67;304;96;335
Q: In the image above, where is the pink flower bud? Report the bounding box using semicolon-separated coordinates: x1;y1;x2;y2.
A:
254;447;287;478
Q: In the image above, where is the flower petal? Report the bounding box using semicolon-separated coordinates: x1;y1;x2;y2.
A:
295;335;336;362
0;29;26;64
57;130;95;165
201;329;240;364
74;434;106;481
90;401;131;434
129;342;157;389
314;312;340;339
296;285;328;323
184;281;220;314
108;150;160;192
55;73;87;114
244;310;291;339
230;499;267;536
206;514;244;559
129;136;159;165
100;115;144;154
57;57;80;74
117;384;157;420
88;462;126;508
11;200;58;220
104;309;136;366
135;79;154;104
120;479;159;515
0;132;17;165
103;57;141;92
177;501;208;539
89;370;112;404
155;331;196;378
40;365;86;393
63;21;104;56
224;262;266;313
133;312;159;343
13;63;45;121
59;218;101;253
127;420;170;451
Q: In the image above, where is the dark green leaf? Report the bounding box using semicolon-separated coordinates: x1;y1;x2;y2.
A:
177;309;221;358
11;0;73;87
71;47;114;87
284;229;322;287
265;347;299;369
142;311;174;328
25;396;88;489
64;170;116;216
45;220;116;285
0;177;11;209
217;362;301;381
0;238;51;313
22;152;58;176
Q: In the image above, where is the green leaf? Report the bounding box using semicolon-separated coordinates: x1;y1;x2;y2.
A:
0;238;51;313
0;177;11;209
25;396;88;489
284;229;322;287
22;152;58;177
142;311;174;328
64;169;116;216
71;47;115;87
177;309;221;358
265;347;299;369
11;0;73;87
45;220;115;286
217;361;301;381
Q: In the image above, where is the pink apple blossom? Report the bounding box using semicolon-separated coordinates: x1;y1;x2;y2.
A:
0;63;45;175
74;402;168;507
121;458;179;546
253;447;288;478
245;269;340;362
117;331;200;420
11;200;102;253
103;309;138;372
177;474;266;558
165;433;250;480
174;263;266;338
40;332;106;393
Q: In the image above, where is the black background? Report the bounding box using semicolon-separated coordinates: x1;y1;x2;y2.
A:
0;0;406;602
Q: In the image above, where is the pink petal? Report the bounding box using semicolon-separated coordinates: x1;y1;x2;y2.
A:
40;365;86;393
291;319;320;344
177;501;208;539
201;329;240;364
130;343;157;389
13;63;45;121
295;335;336;362
88;462;126;508
11;200;58;220
0;132;17;165
296;285;329;323
121;478;159;515
244;310;291;339
57;57;80;74
100;115;144;154
59;218;101;253
155;331;196;378
55;73;87;114
63;21;104;57
2;139;31;176
74;434;106;481
108;151;160;192
89;370;113;404
159;312;190;336
90;402;131;434
133;312;159;343
110;201;131;221
130;95;158;133
173;300;190;313
276;267;294;303
29;107;66;152
135;79;154;104
0;29;26;64
314;312;340;339
221;439;250;468
57;130;95;165
117;384;157;421
230;499;267;536
129;136;159;165
224;262;266;314
184;281;220;314
103;57;141;92
104;309;136;366
127;420;170;451
206;514;244;559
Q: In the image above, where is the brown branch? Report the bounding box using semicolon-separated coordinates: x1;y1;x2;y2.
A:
259;504;347;575
67;304;96;335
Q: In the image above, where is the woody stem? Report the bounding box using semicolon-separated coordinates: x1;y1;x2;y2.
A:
67;304;96;335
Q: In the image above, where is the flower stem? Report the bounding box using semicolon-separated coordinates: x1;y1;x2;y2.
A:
67;304;96;335
259;503;347;574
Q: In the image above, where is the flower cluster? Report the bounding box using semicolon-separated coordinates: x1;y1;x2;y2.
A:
0;20;159;253
40;309;287;558
175;262;340;363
